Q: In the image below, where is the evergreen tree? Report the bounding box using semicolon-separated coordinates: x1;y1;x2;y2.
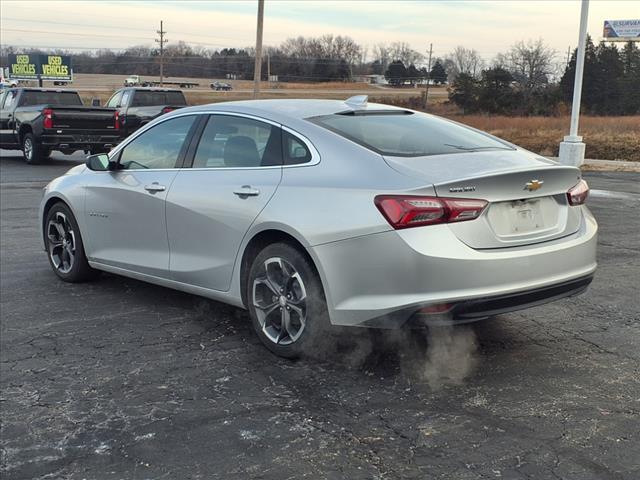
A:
449;73;479;113
561;36;597;112
478;67;518;113
430;60;448;85
385;60;407;86
620;41;640;114
406;64;422;85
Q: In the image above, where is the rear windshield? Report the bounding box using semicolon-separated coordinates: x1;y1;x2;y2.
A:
132;91;187;107
311;112;514;157
19;91;82;107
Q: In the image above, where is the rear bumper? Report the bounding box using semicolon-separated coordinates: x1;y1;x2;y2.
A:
40;132;121;151
310;206;598;327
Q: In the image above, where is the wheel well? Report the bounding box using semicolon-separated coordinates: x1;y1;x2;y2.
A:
41;197;68;237
18;124;33;143
239;229;319;308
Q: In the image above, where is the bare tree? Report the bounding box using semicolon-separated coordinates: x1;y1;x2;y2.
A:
389;42;424;66
497;39;555;92
445;46;485;80
372;43;391;71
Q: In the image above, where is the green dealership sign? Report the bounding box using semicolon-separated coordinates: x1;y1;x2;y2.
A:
8;54;73;81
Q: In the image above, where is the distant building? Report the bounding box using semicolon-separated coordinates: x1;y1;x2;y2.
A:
354;74;388;85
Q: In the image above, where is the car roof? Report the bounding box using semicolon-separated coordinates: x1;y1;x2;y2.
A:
182;98;406;123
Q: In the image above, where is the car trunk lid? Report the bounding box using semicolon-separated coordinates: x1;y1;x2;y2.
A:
384;150;584;249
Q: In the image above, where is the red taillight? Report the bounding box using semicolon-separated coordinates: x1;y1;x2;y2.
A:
567;179;589;206
114;111;120;130
419;303;453;314
161;107;174;114
374;195;487;229
43;108;53;129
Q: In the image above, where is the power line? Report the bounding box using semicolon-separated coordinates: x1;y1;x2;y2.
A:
1;27;153;41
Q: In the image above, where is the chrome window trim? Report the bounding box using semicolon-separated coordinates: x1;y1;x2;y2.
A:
106;109;320;172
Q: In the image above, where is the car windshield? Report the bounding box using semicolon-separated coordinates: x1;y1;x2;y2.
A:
132;91;187;106
311;111;514;157
19;91;82;107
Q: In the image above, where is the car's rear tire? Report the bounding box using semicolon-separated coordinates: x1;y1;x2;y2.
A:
44;202;97;282
247;242;330;359
22;133;44;164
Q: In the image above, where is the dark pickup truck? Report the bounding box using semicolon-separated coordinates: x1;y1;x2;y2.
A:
105;87;187;137
0;88;120;164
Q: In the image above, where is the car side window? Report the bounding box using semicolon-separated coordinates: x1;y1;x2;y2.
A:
282;130;312;165
106;91;123;108
192;115;281;168
118;115;196;170
121;90;132;106
2;90;17;110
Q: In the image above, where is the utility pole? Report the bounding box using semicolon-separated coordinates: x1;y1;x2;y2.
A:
253;0;264;98
267;52;271;83
156;20;168;87
424;43;433;109
566;45;571;67
559;0;589;166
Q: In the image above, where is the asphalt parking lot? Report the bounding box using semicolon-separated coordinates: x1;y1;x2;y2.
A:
1;151;639;480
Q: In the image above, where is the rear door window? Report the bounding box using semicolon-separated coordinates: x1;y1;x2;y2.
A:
192;115;281;168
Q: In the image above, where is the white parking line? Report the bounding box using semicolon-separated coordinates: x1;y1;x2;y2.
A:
590;189;640;201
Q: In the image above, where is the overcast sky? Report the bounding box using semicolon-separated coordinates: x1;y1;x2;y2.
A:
0;0;638;61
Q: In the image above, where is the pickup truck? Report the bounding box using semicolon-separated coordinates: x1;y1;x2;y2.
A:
105;87;188;137
0;88;120;164
210;81;232;91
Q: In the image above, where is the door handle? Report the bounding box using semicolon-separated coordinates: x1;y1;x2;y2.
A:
233;185;260;197
144;182;166;193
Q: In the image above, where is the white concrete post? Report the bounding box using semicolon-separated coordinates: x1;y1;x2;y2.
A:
559;0;589;166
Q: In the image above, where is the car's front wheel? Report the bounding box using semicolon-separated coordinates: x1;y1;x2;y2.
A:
44;202;97;282
247;242;329;358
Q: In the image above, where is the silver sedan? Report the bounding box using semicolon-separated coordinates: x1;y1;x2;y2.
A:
39;97;597;357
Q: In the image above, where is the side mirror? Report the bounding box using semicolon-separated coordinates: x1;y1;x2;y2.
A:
91;98;101;107
86;153;113;171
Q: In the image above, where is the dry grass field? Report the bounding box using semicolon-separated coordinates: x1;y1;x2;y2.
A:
446;114;640;162
372;97;640;162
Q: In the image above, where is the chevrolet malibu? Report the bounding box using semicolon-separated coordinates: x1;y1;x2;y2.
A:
39;97;597;358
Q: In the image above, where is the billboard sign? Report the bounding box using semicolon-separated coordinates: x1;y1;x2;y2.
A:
603;19;640;41
7;54;73;81
8;54;39;80
39;55;73;80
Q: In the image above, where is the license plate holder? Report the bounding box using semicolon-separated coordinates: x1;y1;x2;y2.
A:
509;199;543;233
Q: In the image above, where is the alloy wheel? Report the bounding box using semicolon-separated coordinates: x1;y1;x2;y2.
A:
252;257;307;345
47;212;76;274
23;137;33;161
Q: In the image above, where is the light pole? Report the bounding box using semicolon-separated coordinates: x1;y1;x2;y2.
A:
559;0;589;166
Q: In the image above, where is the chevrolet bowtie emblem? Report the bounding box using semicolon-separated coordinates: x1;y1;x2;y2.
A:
525;179;544;191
